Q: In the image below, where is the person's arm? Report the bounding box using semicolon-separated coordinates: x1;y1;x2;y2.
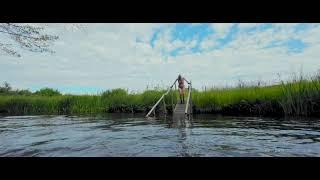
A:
184;78;190;84
171;78;178;88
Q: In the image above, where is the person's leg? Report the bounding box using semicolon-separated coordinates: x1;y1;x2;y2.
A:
183;88;184;103
182;87;185;103
178;88;182;103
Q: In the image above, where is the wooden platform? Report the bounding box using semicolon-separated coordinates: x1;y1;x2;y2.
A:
173;102;187;115
145;78;192;118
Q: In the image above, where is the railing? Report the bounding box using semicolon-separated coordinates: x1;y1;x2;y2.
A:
185;81;192;115
145;79;177;118
145;78;192;118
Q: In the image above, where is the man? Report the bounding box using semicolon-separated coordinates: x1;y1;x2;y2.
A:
177;74;190;104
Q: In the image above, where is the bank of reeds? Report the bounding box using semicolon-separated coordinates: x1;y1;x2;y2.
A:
1;72;320;117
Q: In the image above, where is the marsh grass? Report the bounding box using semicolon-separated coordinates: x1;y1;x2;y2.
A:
192;85;283;111
191;71;320;117
1;72;320;117
278;72;320;117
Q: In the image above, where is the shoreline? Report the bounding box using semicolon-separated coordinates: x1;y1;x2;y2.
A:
0;96;318;118
1;73;320;118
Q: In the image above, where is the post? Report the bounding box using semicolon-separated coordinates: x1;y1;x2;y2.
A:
190;81;192;114
163;97;167;114
174;81;177;110
171;89;174;112
185;81;192;115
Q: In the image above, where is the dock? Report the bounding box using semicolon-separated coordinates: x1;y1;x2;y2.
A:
145;77;192;118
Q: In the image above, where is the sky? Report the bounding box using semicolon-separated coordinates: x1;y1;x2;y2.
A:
1;23;320;94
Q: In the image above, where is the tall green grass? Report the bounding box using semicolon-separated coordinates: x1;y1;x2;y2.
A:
192;85;283;110
1;72;320;117
278;74;320;117
191;72;320;117
0;88;173;115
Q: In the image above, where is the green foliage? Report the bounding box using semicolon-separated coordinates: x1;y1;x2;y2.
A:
278;75;320;117
34;88;61;96
16;89;33;96
1;72;320;117
192;85;283;110
0;81;12;93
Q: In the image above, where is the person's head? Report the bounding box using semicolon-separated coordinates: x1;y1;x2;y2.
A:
178;74;182;80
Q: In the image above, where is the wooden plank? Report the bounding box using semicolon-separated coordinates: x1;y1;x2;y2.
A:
185;83;192;114
173;103;187;115
145;78;192;118
145;94;165;117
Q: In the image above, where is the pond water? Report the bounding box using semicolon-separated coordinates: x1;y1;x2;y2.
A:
0;114;320;157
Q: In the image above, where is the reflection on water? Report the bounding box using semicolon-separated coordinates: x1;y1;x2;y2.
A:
0;113;320;157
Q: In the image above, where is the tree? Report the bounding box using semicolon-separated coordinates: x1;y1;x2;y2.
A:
0;23;84;57
34;88;61;96
0;81;12;93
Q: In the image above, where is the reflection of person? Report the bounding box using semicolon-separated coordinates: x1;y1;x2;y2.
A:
177;74;190;104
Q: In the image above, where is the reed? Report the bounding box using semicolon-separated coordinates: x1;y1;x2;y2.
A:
1;71;320;117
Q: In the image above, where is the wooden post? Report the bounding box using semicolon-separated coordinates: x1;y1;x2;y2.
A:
190;81;192;114
185;81;192;115
163;97;166;114
171;89;174;112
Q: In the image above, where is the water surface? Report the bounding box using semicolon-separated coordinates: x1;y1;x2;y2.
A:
0;114;320;157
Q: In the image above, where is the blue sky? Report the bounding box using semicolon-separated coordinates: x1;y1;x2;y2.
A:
1;23;320;94
150;23;310;56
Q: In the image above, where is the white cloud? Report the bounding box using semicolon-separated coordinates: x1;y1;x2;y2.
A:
199;23;233;51
238;23;260;30
1;23;320;94
211;23;233;39
199;39;218;51
297;25;320;45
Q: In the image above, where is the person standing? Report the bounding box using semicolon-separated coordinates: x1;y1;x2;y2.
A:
177;74;190;104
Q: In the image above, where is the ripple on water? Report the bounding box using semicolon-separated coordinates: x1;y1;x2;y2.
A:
1;115;320;156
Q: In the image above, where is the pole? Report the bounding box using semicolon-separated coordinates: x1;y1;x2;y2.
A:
171;89;174;112
163;97;167;114
190;81;192;114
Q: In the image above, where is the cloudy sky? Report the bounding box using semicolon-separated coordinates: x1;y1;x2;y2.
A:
1;23;320;94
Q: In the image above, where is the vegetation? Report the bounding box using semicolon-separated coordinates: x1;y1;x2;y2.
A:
34;88;61;96
0;82;32;96
1;71;320;117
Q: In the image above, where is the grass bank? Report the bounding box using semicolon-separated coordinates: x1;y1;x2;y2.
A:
0;89;174;115
1;72;320;117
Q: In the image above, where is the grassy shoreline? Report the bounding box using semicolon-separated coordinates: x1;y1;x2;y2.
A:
1;73;320;117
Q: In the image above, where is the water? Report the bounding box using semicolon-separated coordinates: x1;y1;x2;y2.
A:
1;114;320;157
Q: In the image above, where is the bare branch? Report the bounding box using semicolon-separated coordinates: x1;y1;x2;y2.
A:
0;23;84;57
0;43;21;57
